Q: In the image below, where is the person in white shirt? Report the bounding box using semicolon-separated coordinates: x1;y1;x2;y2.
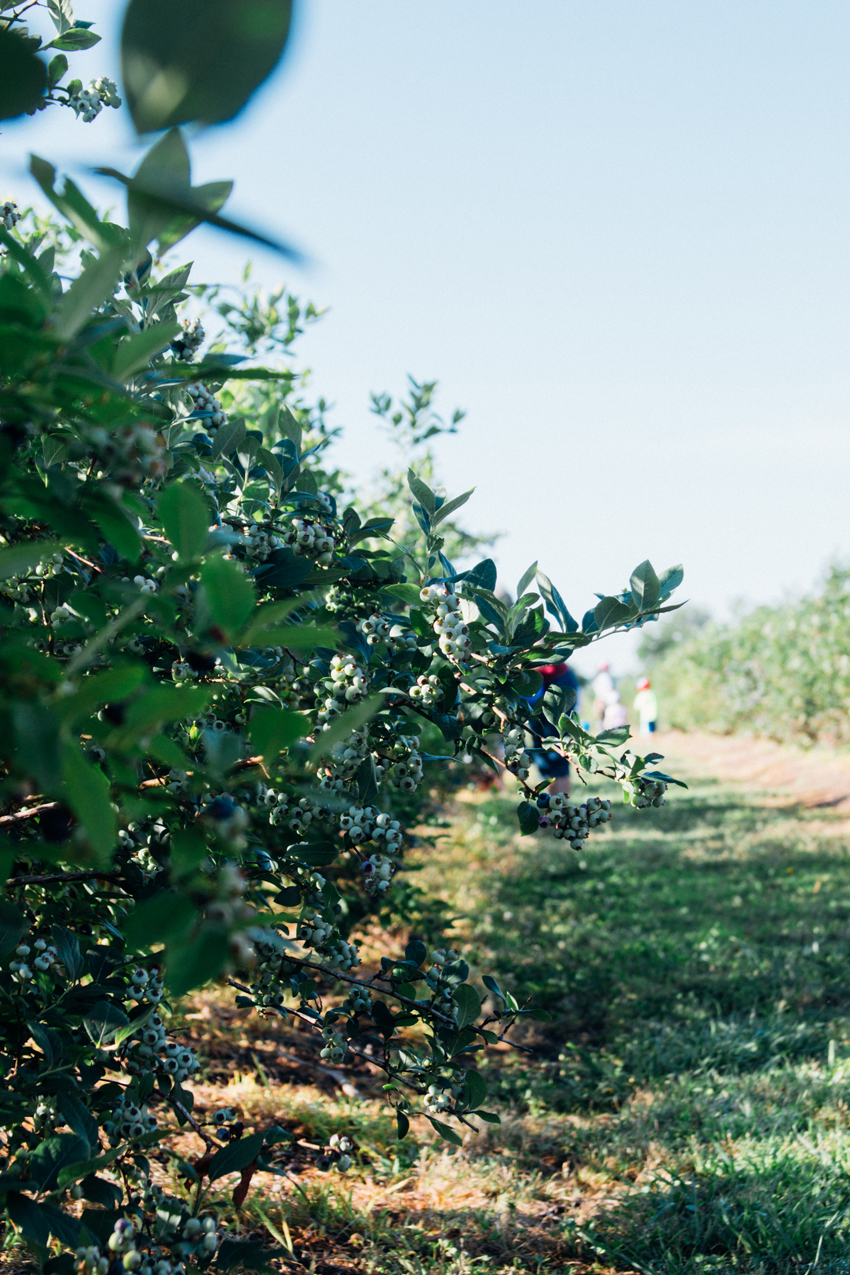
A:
634;677;658;736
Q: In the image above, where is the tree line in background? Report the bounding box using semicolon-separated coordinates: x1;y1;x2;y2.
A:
641;565;850;747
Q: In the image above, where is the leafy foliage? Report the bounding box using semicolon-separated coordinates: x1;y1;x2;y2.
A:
0;4;684;1270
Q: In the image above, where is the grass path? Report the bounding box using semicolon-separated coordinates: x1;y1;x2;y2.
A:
169;749;850;1275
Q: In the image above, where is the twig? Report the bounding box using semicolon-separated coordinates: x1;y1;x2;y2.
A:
276;1049;361;1098
293;956;457;1026
6;869;123;888
0;801;58;826
164;1092;218;1152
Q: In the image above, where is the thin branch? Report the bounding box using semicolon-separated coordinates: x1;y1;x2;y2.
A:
6;869;122;888
0;801;57;826
293;956;457;1027
163;1092;217;1151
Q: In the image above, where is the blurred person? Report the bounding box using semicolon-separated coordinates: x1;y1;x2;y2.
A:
634;676;658;737
525;659;579;796
592;661;617;731
603;692;628;730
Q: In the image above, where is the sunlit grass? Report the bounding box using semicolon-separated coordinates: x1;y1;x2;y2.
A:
148;759;850;1272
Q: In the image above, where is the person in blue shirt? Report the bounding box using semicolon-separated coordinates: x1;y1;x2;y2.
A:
524;661;580;796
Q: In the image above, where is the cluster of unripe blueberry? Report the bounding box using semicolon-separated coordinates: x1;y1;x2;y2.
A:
67;76;122;122
170;318;205;361
316;654;369;726
375;736;424;792
126;965;164;1003
424;1076;464;1114
1;200;21;230
10;937;60;984
188;383;228;430
536;793;612;848
319;1021;348;1063
342;986;372;1016
361;853;394;894
103;1095;159;1144
631;777;668;808
423;948;461;1022
282;517;337;564
502;725;532;783
419;585;472;661
356;611;390;645
408;673;442;706
317;1132;353;1172
322;727;370;783
124;1012;199;1086
84;422;168;485
242;521;284;562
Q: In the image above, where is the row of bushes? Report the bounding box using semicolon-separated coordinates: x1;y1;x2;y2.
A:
643;565;850;747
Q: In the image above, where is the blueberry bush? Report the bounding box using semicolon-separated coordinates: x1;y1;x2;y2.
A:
0;2;685;1270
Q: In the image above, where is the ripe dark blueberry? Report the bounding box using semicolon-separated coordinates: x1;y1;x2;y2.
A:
207;797;236;821
536;793;551;808
102;702;126;725
39;805;74;842
186;650;217;674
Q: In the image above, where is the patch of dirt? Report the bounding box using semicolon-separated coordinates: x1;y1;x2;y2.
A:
654;730;850;813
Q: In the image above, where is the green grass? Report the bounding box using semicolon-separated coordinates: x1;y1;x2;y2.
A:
411;762;850;1273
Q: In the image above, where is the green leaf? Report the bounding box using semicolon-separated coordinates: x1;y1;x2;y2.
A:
245;625;338;653
593;596;634;632
517;800;540;838
0;27;47;120
629;560;661;612
29;156;124;252
61;744;116;864
83;1002;130;1048
658;563;684;599
430;487;474;528
396;1110;410;1140
290;842;338;867
56;1148;123;1190
207;1130;266;1181
87;499;141;563
165;927;230;997
382;583;422;607
157;481;209;560
47;28;101;50
407;469;437;515
113;321;180;378
211;416;247;459
53;245;126;341
0;540;60;581
475;1111;501;1124
200;554;257;635
122;0;293;131
481;973;505;1004
56;1093;98;1152
249;706;310;764
428;1117;463;1147
216;1239;285;1275
461;1070;487;1111
0;902;28;958
97;129;298;257
453;984;481;1029
516;561;538;599
123;892;195;951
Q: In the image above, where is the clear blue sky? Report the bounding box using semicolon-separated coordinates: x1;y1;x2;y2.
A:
4;0;850;674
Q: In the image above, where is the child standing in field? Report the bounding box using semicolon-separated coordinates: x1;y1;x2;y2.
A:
634;676;658;736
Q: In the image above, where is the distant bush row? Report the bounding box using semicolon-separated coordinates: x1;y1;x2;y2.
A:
642;565;850;747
